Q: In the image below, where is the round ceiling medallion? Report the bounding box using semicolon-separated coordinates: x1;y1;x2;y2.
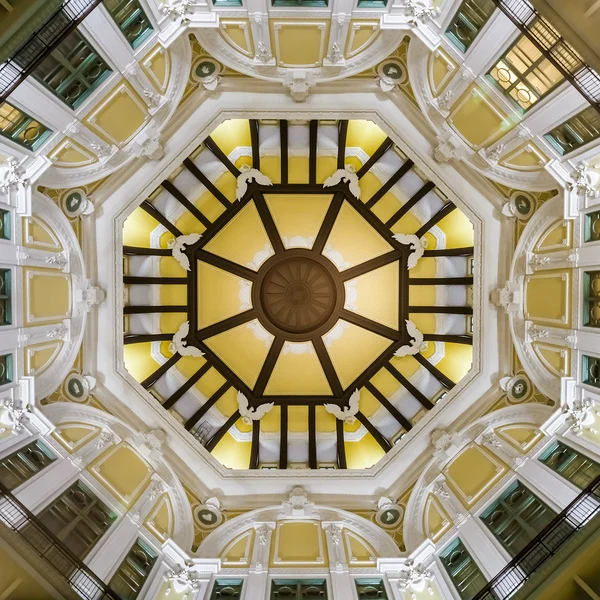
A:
253;250;345;341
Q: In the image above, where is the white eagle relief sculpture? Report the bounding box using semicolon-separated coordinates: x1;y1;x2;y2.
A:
324;389;360;424
169;233;201;271
236;165;273;200
238;391;274;424
323;165;361;199
392;233;426;269
394;320;427;357
169;321;204;357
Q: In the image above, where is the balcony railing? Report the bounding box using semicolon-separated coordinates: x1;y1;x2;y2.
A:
472;474;600;600
0;0;104;103
0;482;122;600
490;0;600;115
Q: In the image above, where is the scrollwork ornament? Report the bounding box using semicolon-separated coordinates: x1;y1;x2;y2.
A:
160;0;194;24
0;398;30;433
165;560;201;591
0;158;28;194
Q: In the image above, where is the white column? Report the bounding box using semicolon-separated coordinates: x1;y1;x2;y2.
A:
244;522;275;600
322;522;357;600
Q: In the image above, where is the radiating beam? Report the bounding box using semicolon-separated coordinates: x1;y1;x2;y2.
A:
414;202;456;238
365;159;414;208
313;192;344;254
254;336;284;397
250;420;260;469
141;354;181;390
423;334;473;345
124;333;173;345
140;200;182;237
313;336;343;397
203;136;241;177
364;382;412;431
309;120;318;184
280;120;289;184
123;246;171;256
196;310;258;340
163;362;212;410
205;410;240;451
409;306;473;315
196;249;258;281
409;277;474;285
385;181;435;228
423;247;474;257
384;363;433;409
337;120;348;169
357;137;394;179
124;276;187;285
124;305;187;314
339;309;400;341
254;192;285;253
250;119;260;170
183;158;231;208
336;419;347;469
356;411;392;452
185;382;232;431
340;251;400;281
413;354;456;390
162;180;211;229
280;405;288;469
308;405;317;469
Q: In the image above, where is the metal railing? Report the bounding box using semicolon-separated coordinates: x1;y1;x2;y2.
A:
490;0;600;114
472;474;600;600
0;0;104;103
0;482;123;600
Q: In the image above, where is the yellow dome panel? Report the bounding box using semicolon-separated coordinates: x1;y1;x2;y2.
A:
344;261;399;330
197;261;253;329
264;341;332;396
265;193;333;249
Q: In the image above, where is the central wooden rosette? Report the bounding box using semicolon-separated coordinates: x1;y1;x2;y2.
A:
253;249;345;342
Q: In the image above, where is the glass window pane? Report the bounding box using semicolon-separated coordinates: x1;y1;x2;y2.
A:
584;210;600;243
109;538;157;599
445;0;496;52
582;355;600;389
271;0;327;5
0;209;10;241
0;101;52;151
545;106;600;156
356;579;388;599
103;0;153;48
28;30;112;109
271;580;327;599
0;269;11;326
0;354;13;385
210;580;244;599
583;272;600;328
0;440;56;491
539;441;600;490
440;538;487;600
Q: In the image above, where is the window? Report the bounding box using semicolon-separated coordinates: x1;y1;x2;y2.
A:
27;30;112;109
0;101;52;151
445;0;496;53
355;579;388;599
539;441;600;490
544;106;600;156
583;355;600;389
27;481;117;559
210;580;244;599
440;538;487;600
584;210;600;243
271;0;327;6
0;208;10;240
0;440;56;491
109;538;157;599
0;269;11;326
0;354;13;385
212;0;243;5
488;23;565;111
480;480;557;558
357;0;387;8
583;271;600;328
271;580;327;599
103;0;153;49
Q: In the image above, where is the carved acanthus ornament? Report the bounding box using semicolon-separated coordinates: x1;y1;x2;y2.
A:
567;162;600;203
565;398;599;436
397;559;434;592
0;158;28;194
0;398;31;433
95;430;116;450
491;281;522;315
283;71;315;102
165;560;201;591
160;0;194;24
483;143;505;163
402;0;439;24
431;481;449;500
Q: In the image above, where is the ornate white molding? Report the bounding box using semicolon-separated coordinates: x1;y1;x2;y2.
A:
394;320;426;357
324;389;360;423
237;391;274;424
236;166;273;200
323;166;360;199
169;321;204;357
170;233;201;271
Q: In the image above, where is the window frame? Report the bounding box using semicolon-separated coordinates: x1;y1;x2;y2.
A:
445;0;497;54
0;100;53;152
544;104;600;157
0;438;57;491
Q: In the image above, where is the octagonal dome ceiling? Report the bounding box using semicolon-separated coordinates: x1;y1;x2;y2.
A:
122;118;475;470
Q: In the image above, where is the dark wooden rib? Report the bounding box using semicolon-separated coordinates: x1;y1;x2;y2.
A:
423;334;473;345
337;120;348;169
313;336;343;397
340;309;400;341
357;137;394;179
340;251;400;281
254;336;284;397
409;306;473;315
250;119;260;171
196;249;258;281
254;192;285;253
364;381;412;431
163;362;212;410
183;158;231;208
313;192;344;254
250;420;260;469
185;382;232;430
424;247;474;257
124;305;187;314
309;120;318;184
140;200;182;237
124;276;187;285
205;410;240;451
203;136;241;177
280;405;288;469
162;180;211;229
409;277;474;285
414;203;456;238
141;354;181;390
124;333;173;344
414;354;456;390
280;120;288;184
384;362;433;409
365;159;414;208
308;405;317;469
385;181;435;228
196;310;258;340
356;411;392;452
336;419;347;469
123;246;171;256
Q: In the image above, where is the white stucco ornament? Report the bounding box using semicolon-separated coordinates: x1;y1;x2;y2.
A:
237;391;274;424
323;165;361;199
165;560;201;592
397;559;434;592
394;320;426;357
169;321;204;357
403;0;440;24
0;157;27;194
169;233;201;271
236;165;273;200
160;0;194;23
392;233;426;269
324;389;360;423
0;399;30;433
